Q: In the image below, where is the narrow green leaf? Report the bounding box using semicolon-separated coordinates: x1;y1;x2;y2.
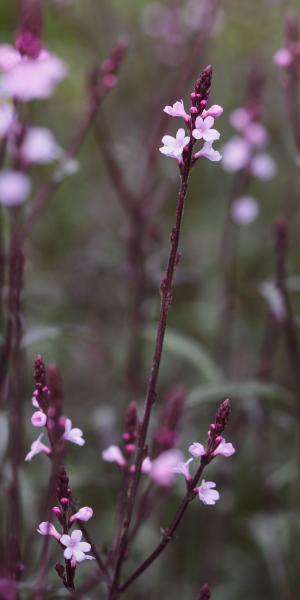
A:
143;325;223;382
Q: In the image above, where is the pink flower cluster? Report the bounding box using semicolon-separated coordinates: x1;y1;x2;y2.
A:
25;387;85;461
0;41;78;207
37;504;95;566
102;434;235;507
221;104;276;226
0;43;68;101
159;99;223;163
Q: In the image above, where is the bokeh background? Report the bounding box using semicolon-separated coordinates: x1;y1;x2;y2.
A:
1;0;300;598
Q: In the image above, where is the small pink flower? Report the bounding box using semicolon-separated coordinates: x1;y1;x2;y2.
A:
273;48;293;68
163;99;189;121
25;433;51;461
195;480;219;505
213;437;235;458
194;141;222;162
172;457;193;481
244;122;267;147
250;153;276;180
229;108;251;131
221;136;251;172
32;393;40;408
21;127;62;164
102;444;126;467
31;411;47;427
202;104;223;119
149;449;184;487
37;521;61;540
189;442;206;458
0;170;31;206
70;506;93;523
159;128;190;159
0;50;68;101
231;196;259;225
192;116;220;142
62;418;85;446
60;529;95;564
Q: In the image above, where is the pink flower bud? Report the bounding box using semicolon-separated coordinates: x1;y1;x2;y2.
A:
52;506;62;517
125;443;135;455
70;506;93;523
60;497;69;505
37;521;61;540
31;411;47;427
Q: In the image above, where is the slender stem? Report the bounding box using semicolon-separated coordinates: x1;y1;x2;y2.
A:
78;521;112;585
4;217;25;581
118;459;208;595
275;219;300;403
108;133;195;598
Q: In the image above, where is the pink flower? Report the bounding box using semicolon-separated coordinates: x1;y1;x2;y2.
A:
25;433;51;461
229;108;251;131
194;141;222;162
37;521;61;540
231;196;259;225
213;437;235;458
31;411;47;427
244;122;267;147
202;104;223;119
62;418;85;446
250;153;276;180
60;529;95;564
32;392;40;408
273;48;293;68
0;102;14;137
149;449;184;487
195;480;220;505
102;444;126;467
0;44;20;71
0;50;68;101
221;136;251;172
0;171;31;206
172;457;193;481
159;128;190;159
21;127;62;164
192;116;220;142
70;506;93;523
189;442;206;458
164;99;189;121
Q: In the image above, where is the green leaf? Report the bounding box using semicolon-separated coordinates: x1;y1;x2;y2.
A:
143;325;223;382
187;380;294;407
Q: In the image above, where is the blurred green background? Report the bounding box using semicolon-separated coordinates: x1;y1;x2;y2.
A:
1;0;300;598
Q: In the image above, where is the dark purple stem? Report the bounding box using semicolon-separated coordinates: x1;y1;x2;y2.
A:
118;458;208;595
108;113;198;599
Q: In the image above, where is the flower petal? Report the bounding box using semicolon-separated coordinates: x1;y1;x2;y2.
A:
71;529;82;542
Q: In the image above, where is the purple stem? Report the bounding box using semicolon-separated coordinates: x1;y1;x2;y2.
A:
108;118;198;598
118;458;209;595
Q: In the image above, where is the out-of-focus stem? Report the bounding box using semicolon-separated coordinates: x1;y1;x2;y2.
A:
274;218;300;403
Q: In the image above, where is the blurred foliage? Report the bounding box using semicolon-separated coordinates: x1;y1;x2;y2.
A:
1;0;300;598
